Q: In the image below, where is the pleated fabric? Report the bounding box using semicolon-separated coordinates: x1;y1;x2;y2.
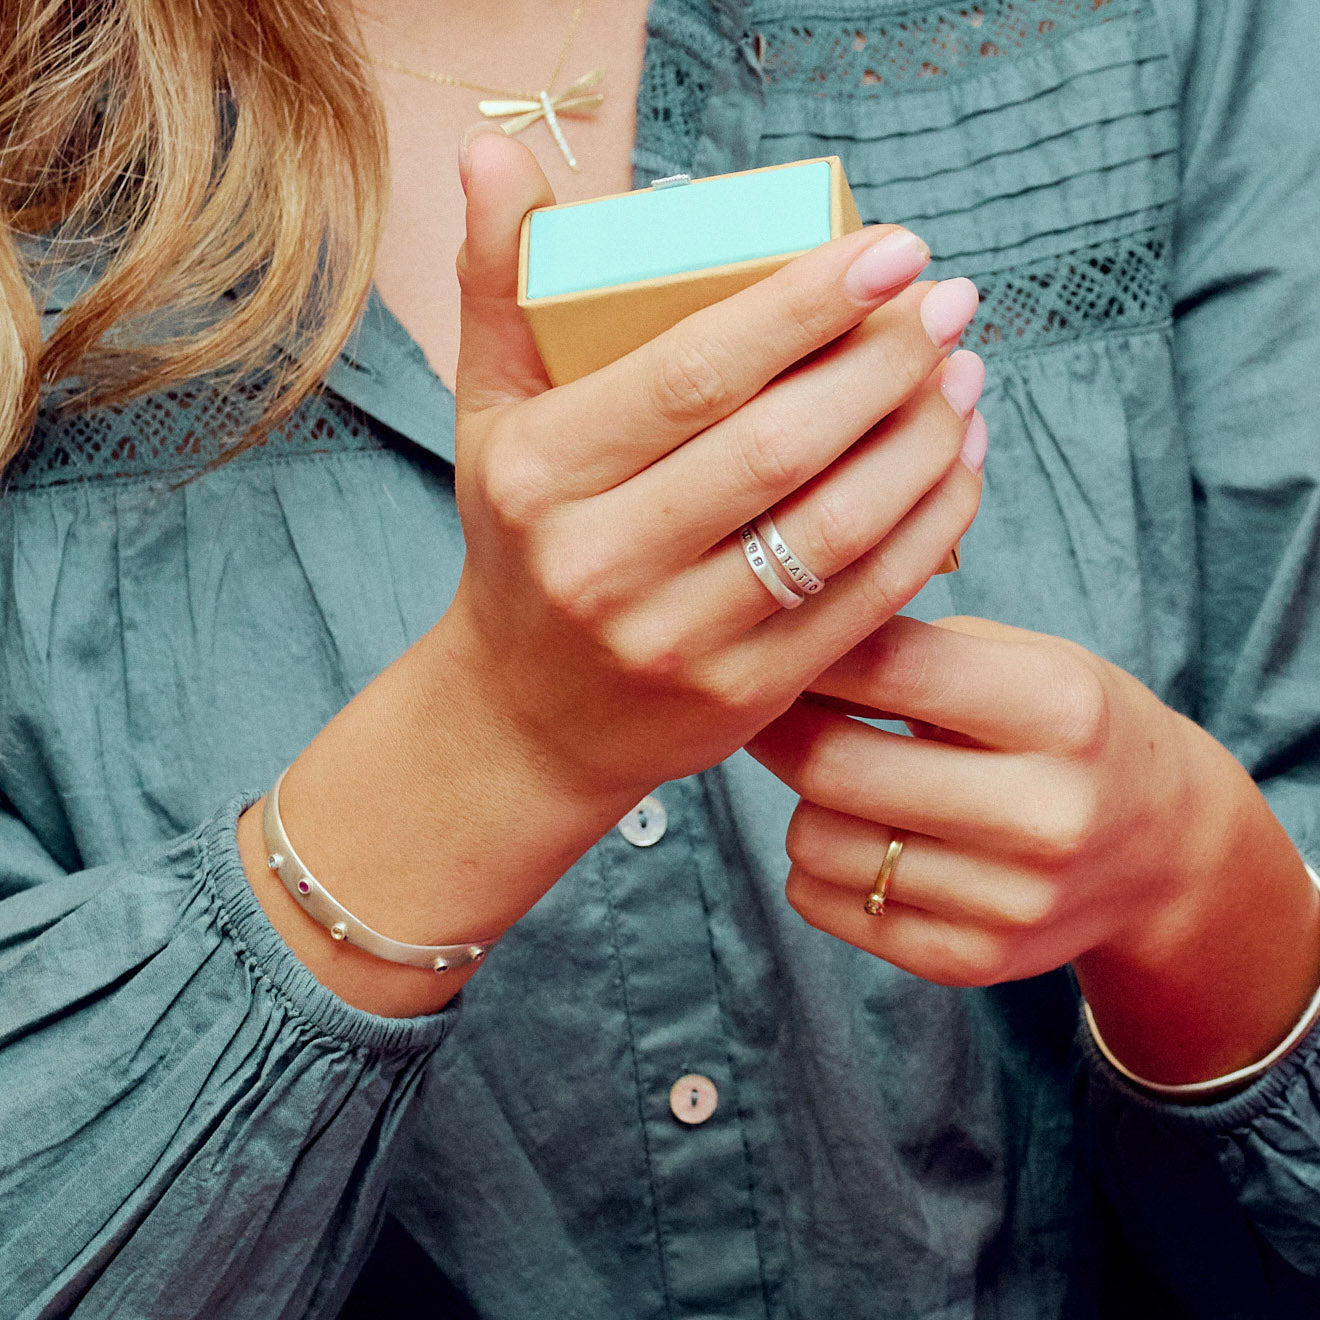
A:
2;1;1320;1317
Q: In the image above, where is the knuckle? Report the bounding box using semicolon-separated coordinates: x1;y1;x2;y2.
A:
855;558;909;625
732;412;806;498
1024;780;1105;864
691;657;780;720
994;882;1064;932
775;278;837;352
649;338;732;426
770;257;845;345
957;467;984;529
935;403;971;468
539;547;619;627
869;317;936;404
453;240;474;291
897;350;935;405
600;617;687;684
1044;651;1111;757
784;867;824;928
872;624;941;706
784;802;828;870
794;736;852;805
935;931;1014;989
473;436;550;530
942;454;984;533
811;485;867;570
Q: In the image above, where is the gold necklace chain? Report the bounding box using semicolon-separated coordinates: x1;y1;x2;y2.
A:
371;1;604;171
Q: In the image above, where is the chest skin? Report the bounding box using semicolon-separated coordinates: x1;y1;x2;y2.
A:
369;0;653;394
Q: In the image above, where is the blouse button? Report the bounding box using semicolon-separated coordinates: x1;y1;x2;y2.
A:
669;1074;719;1125
616;794;667;847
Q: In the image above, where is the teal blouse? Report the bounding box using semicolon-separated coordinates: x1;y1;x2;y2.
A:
3;1;1319;1315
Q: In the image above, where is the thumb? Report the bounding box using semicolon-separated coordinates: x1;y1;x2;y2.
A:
454;126;557;416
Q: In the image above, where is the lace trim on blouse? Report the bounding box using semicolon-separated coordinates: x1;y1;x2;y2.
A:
11;0;1176;489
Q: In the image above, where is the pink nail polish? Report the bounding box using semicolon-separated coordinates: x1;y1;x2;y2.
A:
842;230;931;302
920;278;980;347
940;349;985;419
960;409;989;474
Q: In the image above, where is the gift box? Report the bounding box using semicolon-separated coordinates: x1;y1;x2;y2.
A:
518;156;861;386
517;156;958;571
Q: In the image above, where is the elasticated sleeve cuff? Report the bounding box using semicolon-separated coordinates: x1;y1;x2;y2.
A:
0;790;459;1319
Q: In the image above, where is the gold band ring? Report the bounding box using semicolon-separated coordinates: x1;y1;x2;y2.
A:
864;833;905;916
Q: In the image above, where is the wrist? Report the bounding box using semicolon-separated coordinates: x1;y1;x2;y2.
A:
430;588;661;810
1083;866;1320;1101
294;616;644;927
412;608;648;818
242;616;644;1016
1074;720;1320;1085
1088;715;1247;971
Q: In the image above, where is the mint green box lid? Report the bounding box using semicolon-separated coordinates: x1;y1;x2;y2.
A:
525;159;833;301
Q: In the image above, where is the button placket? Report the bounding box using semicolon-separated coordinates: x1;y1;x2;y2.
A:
597;772;766;1311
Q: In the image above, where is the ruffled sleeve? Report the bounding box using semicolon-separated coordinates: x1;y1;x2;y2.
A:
0;791;455;1319
1079;0;1320;1309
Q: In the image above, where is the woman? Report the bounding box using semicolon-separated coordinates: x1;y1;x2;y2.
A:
1;0;1318;1315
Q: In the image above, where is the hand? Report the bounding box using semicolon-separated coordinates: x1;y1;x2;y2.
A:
441;130;987;805
241;132;987;1016
746;614;1320;1082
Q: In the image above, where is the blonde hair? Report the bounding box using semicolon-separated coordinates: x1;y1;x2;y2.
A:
0;0;388;476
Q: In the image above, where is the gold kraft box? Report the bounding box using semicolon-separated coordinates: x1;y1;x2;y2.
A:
517;157;861;385
517;155;958;571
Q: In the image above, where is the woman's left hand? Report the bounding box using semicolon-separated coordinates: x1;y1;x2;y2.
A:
746;614;1320;1083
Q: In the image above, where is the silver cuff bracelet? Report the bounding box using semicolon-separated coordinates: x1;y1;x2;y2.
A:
262;767;500;973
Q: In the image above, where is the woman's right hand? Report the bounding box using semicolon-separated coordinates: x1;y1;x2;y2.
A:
443;130;986;805
239;132;985;1015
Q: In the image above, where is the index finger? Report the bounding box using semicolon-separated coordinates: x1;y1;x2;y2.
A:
527;223;932;490
805;615;1106;755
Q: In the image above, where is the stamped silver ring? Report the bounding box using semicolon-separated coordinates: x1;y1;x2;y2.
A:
739;524;805;609
752;513;826;595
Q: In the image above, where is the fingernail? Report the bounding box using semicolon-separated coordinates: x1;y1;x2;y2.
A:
920;277;980;347
960;408;988;474
940;349;985;419
458;122;505;194
842;229;931;302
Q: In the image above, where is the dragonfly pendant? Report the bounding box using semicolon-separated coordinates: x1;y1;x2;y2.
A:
478;67;606;171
